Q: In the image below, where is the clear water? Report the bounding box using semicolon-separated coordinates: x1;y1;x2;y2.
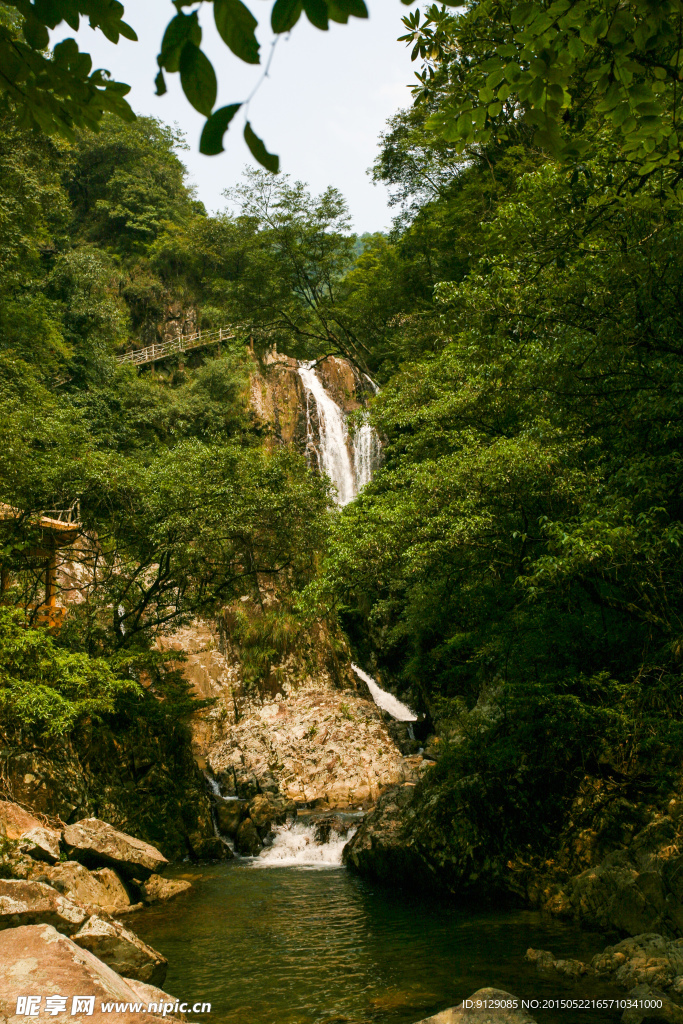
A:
132;858;624;1024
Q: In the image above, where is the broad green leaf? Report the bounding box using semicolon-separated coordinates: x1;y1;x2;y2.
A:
303;0;329;30
271;0;303;32
327;0;368;22
23;15;49;50
159;13;200;73
214;0;260;64
244;121;279;172
179;43;217;116
199;102;242;155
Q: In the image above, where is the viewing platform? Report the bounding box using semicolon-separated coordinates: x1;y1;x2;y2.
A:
0;502;81;628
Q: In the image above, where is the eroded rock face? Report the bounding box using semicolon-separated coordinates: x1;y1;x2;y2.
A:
43;862;131;914
415;988;537;1023
209;683;409;808
343;784;435;887
3;724;217;862
536;815;683;937
0;878;87;934
63;819;169;880
0;923;170;1024
72;916;168;987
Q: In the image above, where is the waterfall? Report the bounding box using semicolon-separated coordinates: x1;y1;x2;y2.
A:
297;361;381;505
353;422;382;491
351;663;417;722
252;820;356;869
298;362;356;505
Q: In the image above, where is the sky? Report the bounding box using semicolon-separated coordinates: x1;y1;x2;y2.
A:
51;2;419;233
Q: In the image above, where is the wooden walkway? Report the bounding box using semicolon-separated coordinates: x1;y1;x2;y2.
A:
117;325;235;367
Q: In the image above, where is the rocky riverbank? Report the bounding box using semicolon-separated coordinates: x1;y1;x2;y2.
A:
0;800;194;1023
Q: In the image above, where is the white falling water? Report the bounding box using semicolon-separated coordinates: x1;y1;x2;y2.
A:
251;820;354;869
298;361;381;505
353;422;382;491
351;663;417;722
298;362;356;505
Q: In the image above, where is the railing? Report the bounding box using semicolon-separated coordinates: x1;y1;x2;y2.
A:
117;325;236;367
41;501;80;525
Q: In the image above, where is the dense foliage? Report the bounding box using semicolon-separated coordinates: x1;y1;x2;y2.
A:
3;1;683;876
0;111;330;737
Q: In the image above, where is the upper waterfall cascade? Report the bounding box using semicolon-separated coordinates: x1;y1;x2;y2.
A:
297;362;381;505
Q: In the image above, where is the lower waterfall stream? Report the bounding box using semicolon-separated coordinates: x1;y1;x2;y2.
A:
133;837;624;1024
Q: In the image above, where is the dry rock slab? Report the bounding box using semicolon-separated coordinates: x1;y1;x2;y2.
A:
140;874;191;905
415;988;537;1023
63;818;168;880
72;915;168;987
44;861;131;914
0;923;171;1024
0;878;87;934
19;826;62;863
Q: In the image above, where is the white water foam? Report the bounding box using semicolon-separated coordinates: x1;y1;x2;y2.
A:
298;362;356;506
351;663;417;722
252;821;353;869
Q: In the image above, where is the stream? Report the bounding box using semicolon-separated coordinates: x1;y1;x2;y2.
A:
133;822;625;1024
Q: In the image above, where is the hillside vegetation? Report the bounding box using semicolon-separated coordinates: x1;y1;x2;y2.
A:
2;0;683;883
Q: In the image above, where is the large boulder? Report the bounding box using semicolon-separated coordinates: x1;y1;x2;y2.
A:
0;923;171;1023
215;799;247;836
140;873;191;905
415;988;537;1023
63;818;168;880
72;916;168;986
248;794;280;837
0;878;87;934
44;862;132;914
343;784;435;887
19;825;62;863
235;818;263;856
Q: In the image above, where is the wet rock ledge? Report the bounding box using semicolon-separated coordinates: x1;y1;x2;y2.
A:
0;799;191;1021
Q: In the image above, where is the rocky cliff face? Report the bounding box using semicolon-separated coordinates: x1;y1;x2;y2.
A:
161;599;411;810
344;765;683;944
1;719;221;862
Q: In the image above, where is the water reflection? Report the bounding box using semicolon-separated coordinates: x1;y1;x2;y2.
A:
132;862;622;1024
